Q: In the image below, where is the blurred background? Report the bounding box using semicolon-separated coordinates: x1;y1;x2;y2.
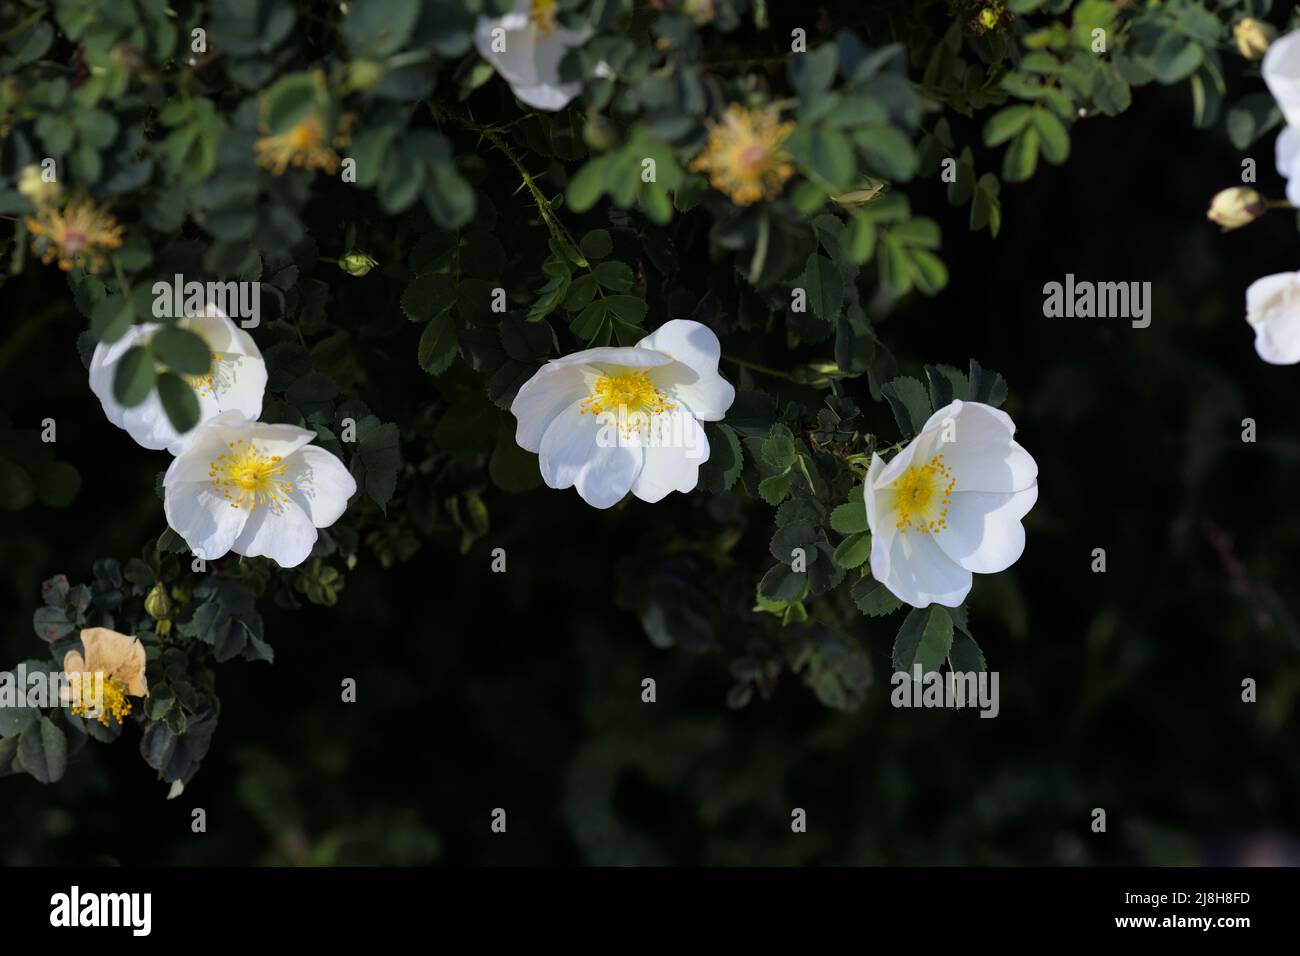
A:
4;34;1300;866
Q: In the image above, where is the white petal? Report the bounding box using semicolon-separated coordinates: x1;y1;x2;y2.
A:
510;80;581;111
475;16;541;87
917;399;1037;493
1246;271;1300;364
163;423;230;485
285;446;357;528
637;320;736;421
1277;125;1300;179
877;531;972;609
509;363;588;452
551;345;674;370
631;413;708;503
231;500;318;568
1264;31;1300;129
538;402;643;508
934;485;1037;574
164;484;248;561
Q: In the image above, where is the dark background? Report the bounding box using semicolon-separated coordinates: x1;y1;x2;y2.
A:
4;27;1300;865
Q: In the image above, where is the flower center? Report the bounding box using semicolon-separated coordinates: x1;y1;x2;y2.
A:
209;439;294;511
530;0;557;33
890;454;955;534
70;673;131;727
580;370;675;419
185;351;224;397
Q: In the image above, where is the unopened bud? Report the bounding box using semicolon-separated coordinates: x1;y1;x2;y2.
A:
1207;187;1264;231
17;165;58;206
337;250;377;276
144;583;172;622
1234;18;1275;60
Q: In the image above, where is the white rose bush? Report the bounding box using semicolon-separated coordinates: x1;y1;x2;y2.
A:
0;0;1288;805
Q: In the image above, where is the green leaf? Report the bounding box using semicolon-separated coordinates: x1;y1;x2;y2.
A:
829;496;868;534
156;373;201;433
760;423;798;469
787;125;855;192
342;0;421;57
855;127;918;181
152;328;212;375
1001;126;1040;183
802;253;843;321
983;105;1034;147
593;260;634;292
757;472;791;505
113;345;156;406
881;375;932;437
832;531;871;568
418;313;459;376
698;422;743;494
892;606;954;676
852;577;903;616
1031;109;1070;164
90;294;134;343
948;631;987;673
579;229;613;260
17;716;67;784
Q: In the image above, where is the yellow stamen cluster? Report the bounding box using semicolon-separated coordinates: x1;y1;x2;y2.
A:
186;352;224;398
255;112;354;175
210;439;294;511
26;199;124;273
69;672;132;727
891;454;955;534
530;0;558;33
579;370;676;437
690;105;796;206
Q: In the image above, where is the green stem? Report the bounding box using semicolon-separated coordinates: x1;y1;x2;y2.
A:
723;354;800;382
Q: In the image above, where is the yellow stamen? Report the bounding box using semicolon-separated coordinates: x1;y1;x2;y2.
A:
25;198;124;273
890;454;955;535
690;105;796;206
209;439;294;511
69;672;132;727
579;369;676;438
530;0;558;33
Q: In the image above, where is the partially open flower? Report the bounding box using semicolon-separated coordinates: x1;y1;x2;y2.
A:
88;305;267;455
163;412;357;568
475;0;593;111
1235;18;1276;60
691;105;796;206
26;198;123;273
1207;187;1264;230
1245;271;1300;364
61;628;148;727
865;401;1038;608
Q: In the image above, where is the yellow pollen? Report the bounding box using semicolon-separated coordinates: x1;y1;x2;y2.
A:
70;673;132;727
890;454;955;535
530;0;558;33
690;104;796;206
209;439;294;511
579;370;676;437
186;351;223;397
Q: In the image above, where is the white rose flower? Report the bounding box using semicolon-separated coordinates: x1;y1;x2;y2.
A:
1245;271;1300;364
474;0;592;111
163;413;357;569
865;400;1038;609
510;319;735;509
1264;32;1300;202
89;306;267;455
